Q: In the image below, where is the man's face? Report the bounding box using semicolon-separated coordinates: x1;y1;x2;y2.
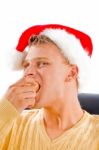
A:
22;43;72;108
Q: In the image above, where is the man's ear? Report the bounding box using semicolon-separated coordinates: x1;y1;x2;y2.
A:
66;65;78;82
71;65;78;79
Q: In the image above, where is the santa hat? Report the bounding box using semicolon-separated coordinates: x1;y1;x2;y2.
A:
10;24;93;91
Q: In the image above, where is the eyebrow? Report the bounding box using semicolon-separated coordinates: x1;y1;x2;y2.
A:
22;57;49;65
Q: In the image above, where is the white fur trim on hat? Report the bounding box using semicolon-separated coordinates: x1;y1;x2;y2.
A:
7;48;26;70
40;29;91;91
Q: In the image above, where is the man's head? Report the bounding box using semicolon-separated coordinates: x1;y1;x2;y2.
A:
22;34;79;108
9;24;93;92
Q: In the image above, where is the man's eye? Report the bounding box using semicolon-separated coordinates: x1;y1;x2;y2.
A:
37;62;49;68
22;62;29;69
22;62;30;69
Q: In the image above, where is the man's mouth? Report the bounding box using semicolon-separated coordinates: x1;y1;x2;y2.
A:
24;75;41;96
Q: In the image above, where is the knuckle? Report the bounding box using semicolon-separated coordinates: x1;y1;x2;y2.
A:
8;85;17;92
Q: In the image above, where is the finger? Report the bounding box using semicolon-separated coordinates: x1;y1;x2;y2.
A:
15;86;37;93
13;86;36;94
27;99;36;108
9;77;26;88
10;77;39;90
22;93;36;106
17;82;39;92
9;82;36;91
24;75;39;86
18;91;36;98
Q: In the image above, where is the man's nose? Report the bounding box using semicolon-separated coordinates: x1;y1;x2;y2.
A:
24;64;37;77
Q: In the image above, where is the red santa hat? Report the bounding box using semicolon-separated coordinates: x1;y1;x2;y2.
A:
10;24;93;90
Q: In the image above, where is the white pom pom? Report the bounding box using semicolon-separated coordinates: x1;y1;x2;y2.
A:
6;48;26;70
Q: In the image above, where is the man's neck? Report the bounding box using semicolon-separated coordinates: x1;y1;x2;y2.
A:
42;98;83;131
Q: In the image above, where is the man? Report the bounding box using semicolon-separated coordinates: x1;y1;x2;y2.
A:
0;24;99;150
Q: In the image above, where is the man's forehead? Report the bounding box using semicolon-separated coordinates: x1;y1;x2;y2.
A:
24;57;49;62
25;44;62;60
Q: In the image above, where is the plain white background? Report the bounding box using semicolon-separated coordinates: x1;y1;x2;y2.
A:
0;0;99;96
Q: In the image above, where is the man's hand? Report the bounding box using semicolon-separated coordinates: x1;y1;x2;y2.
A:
4;76;39;112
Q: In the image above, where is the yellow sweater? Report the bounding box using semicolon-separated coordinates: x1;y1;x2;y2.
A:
0;98;99;150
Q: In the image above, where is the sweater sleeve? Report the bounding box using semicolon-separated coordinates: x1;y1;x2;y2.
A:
0;98;20;146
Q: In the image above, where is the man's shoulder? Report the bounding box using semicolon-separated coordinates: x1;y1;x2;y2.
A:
91;114;99;123
90;114;99;132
